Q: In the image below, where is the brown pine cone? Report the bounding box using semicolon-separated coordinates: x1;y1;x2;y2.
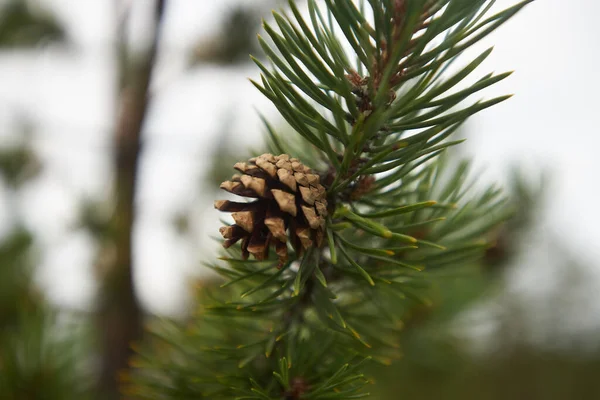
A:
215;153;327;264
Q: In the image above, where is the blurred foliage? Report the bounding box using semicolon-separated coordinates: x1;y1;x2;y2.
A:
190;3;265;66
483;168;546;272
373;345;600;399
0;130;90;398
365;169;583;400
205;119;261;191
0;0;65;48
0;226;92;399
0;228;33;328
76;199;114;244
0;144;41;188
0;303;92;400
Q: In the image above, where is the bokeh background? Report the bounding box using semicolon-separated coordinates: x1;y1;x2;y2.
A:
1;0;599;398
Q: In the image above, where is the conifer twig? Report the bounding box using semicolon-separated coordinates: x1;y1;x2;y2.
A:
126;2;534;398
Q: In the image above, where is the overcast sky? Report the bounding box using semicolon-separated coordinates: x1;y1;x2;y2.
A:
1;0;599;326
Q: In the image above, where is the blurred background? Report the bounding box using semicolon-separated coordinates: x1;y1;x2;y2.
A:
0;0;599;398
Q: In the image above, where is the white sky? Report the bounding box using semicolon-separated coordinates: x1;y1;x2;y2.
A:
1;0;599;329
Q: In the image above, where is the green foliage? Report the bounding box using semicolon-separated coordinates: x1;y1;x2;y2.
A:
375;346;600;400
0;143;41;189
0;228;91;400
126;283;371;399
253;0;530;191
0;304;92;400
0;228;33;328
0;0;65;48
190;4;263;66
130;1;532;398
0;135;90;398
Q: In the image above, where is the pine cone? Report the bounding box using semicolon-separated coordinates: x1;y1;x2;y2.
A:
215;153;327;264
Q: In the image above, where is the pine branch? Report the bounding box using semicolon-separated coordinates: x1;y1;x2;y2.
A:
128;1;533;398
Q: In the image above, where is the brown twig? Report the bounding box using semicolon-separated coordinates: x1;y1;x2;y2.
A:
96;1;166;398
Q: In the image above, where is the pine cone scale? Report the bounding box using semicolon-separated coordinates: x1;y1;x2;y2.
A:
214;200;258;212
276;169;297;191
265;217;287;242
255;157;278;177
231;211;254;233
271;189;297;216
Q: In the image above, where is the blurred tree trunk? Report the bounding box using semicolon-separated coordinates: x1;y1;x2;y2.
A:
96;1;165;398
